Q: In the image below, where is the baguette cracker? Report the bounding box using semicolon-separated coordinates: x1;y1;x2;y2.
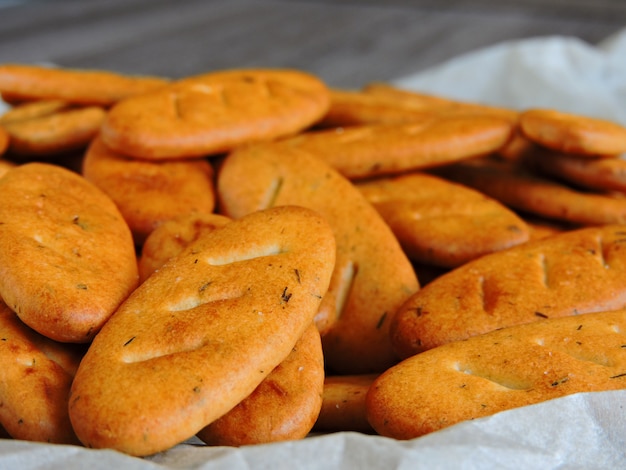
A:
369;309;626;439
69;205;335;456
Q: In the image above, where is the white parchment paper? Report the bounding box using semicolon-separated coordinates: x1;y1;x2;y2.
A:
393;27;626;126
2;28;626;469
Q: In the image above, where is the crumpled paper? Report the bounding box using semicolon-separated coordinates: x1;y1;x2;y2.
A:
1;390;625;469
392;27;626;126
2;28;626;469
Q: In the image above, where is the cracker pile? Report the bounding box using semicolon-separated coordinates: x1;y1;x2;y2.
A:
1;63;626;456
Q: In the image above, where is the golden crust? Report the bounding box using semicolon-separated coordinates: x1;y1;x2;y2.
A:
319;85;518;128
369;309;626;439
82;136;216;245
0;64;169;106
313;373;377;434
217;142;419;373
434;157;626;226
520;108;626;157
197;323;324;446
68;205;335;456
0;99;72;124
525;146;626;193
101;68;330;159
140;211;324;446
282;116;514;180
3;106;105;156
391;224;626;358
138;212;231;283
0;162;139;343
357;171;529;267
0;300;84;444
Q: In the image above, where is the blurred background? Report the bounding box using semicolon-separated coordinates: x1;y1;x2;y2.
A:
0;0;624;88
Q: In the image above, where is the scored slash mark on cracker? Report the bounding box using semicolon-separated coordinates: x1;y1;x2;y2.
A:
333;261;357;320
137;212;232;283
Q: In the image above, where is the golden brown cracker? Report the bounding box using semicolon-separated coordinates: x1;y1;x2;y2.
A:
0;99;71;125
0;162;138;342
318;88;437;127
390;224;626;358
138;212;231;283
524;146;626;194
319;85;518;128
0;157;15;177
3;106;105;156
101;68;330;159
362;82;519;123
369;309;626;440
68;205;336;456
520;108;626;157
313;374;377;434
0;300;83;444
357;171;529;267
217;142;419;373
0;125;8;156
82;136;217;245
0;63;169;106
282;115;514;180
433;156;626;226
197;323;324;446
139;211;323;446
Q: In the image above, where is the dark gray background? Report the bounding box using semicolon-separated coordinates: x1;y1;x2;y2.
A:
1;0;624;88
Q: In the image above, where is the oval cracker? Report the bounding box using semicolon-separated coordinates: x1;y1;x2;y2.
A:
68;205;335;456
0;162;138;342
391;224;626;358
